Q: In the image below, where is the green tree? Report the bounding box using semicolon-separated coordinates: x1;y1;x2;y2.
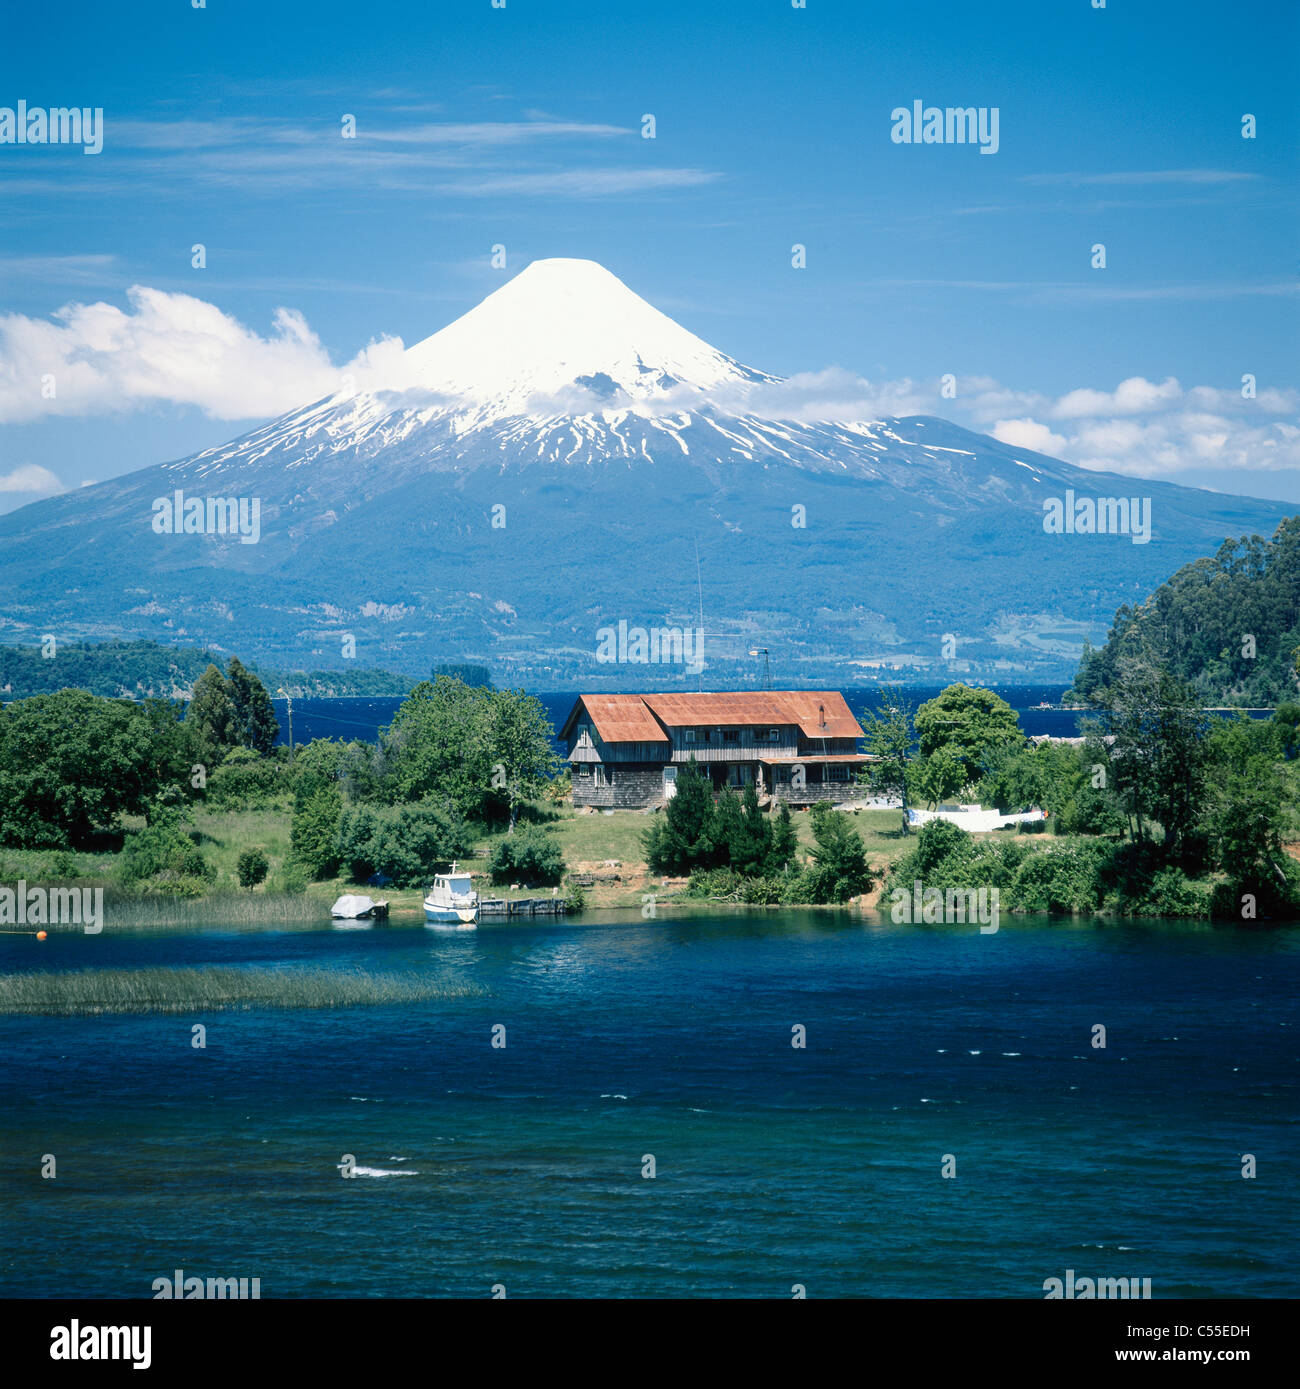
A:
860;687;915;832
643;758;718;874
907;745;967;810
226;657;279;756
381;677;496;820
0;689;187;848
236;847;270;891
488;687;562;830
1105;658;1206;858
291;782;343;879
914;684;1022;784
1201;714;1299;913
766;803;799;875
188;663;239;768
803;801;873;903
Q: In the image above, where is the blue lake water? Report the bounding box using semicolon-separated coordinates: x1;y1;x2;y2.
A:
273;686;1093;749
1;911;1296;1298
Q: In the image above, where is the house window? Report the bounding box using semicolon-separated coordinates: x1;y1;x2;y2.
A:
722;729;739;744
769;728;780;743
593;764;607;787
684;729;696;744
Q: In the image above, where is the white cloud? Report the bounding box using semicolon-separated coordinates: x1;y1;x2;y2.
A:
0;463;64;495
0;286;401;423
990;418;1068;456
1051;375;1182;419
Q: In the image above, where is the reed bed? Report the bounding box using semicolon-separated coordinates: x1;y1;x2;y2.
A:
33;890;330;933
0;966;483;1016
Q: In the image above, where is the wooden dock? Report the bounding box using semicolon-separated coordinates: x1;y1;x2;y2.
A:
479;897;567;918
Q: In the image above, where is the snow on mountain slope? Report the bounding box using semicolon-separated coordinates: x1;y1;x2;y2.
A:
399;257;774;417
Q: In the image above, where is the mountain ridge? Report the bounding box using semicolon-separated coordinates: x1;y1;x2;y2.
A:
0;258;1290;685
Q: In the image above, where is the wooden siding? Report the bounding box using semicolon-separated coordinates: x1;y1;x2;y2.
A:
572;762;667;809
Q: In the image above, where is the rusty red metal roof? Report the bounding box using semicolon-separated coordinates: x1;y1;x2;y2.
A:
561;694;668;744
641;692;793;728
767;691;864;740
562;690;864;743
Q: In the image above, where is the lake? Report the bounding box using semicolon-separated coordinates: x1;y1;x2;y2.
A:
1;910;1296;1298
272;685;1093;749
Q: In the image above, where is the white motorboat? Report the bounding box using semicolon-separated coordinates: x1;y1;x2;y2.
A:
423;863;479;927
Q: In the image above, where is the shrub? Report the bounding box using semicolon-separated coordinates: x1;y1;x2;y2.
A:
803;802;873;903
489;826;565;885
206;748;284;808
236;847;270;891
1006;841;1106;914
338;802;471;888
119;815;214;890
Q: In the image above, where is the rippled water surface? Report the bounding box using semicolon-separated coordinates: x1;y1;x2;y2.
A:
1;911;1296;1298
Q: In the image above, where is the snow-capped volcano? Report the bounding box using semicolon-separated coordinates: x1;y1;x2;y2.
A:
393;257;774;422
0;259;1288;684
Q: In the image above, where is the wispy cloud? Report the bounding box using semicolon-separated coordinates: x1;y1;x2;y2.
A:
438;167;722;197
864;277;1300;304
0;253;117;284
1019;169;1261;187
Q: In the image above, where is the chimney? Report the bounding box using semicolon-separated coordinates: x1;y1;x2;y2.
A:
818;702;826;729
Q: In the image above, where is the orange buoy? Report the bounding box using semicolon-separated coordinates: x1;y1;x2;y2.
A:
35;931;47;941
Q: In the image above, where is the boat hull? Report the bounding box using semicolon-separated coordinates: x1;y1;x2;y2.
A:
423;903;479;927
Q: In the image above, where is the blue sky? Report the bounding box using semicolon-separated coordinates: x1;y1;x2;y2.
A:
1;0;1297;512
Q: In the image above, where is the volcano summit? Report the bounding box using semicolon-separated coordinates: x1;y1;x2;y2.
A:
0;258;1286;685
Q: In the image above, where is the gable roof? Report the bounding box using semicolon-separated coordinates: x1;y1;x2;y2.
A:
561;690;863;743
560;694;669;744
766;691;864;740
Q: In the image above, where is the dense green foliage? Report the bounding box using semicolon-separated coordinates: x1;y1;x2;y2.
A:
290;782;343;880
0;690;190;847
649;762;871;904
379;677;559;825
914;684;1023;782
118;811;216;896
488;826;566;886
1070;516;1300;706
336;802;472;888
684;802;873;906
643;763;800;878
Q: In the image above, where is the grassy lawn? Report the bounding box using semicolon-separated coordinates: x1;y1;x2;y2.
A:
2;796;1067;923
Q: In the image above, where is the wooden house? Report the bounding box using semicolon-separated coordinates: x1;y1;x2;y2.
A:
560;690;875;809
